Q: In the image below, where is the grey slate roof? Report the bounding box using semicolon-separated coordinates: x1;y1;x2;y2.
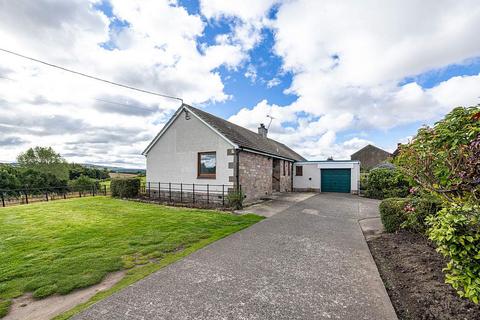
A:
185;105;306;161
350;144;391;158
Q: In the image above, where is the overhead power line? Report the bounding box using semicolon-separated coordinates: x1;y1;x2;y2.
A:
0;48;183;103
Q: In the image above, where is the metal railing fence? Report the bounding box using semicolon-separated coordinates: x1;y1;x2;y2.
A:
140;181;238;208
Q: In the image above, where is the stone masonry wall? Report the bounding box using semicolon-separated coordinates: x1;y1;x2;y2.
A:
238;151;273;201
279;160;293;192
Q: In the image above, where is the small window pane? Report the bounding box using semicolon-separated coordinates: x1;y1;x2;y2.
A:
198;152;216;177
296;166;303;176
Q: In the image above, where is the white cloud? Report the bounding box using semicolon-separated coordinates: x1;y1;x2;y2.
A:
1;0;480;166
227;0;480;159
266;77;281;88
200;0;277;51
244;64;258;82
200;0;278;21
428;73;480;107
0;0;253;167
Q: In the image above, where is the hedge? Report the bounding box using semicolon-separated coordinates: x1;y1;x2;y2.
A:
379;198;408;232
111;178;140;198
365;168;410;199
401;196;442;233
379;196;443;233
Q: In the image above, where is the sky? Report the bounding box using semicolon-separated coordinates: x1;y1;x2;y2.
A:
0;0;480;168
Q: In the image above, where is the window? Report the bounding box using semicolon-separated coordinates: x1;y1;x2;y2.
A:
295;165;303;176
282;161;286;176
198;152;216;178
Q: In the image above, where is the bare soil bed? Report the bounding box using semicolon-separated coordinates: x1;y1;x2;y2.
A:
368;231;480;320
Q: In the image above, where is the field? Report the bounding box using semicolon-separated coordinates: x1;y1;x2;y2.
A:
0;197;262;318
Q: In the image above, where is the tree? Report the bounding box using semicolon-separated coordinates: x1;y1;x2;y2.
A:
0;166;21;190
395;106;480;203
17;147;69;182
69;175;99;192
69;164;110;180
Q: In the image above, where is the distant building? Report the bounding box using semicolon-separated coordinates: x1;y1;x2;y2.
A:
350;144;392;170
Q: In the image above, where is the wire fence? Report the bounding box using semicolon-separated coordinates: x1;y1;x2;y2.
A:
0;185;109;207
139;182;238;208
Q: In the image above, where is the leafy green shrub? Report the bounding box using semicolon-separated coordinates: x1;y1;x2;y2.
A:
379;198;408;232
395;106;480;203
111;178;140;198
68;175;100;192
227;190;245;210
401;195;443;233
365;168;410;199
427;205;480;303
360;172;368;191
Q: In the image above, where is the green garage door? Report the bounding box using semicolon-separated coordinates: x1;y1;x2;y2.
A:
321;169;351;193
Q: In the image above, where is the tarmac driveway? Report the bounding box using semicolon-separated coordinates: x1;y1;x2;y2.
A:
74;193;397;320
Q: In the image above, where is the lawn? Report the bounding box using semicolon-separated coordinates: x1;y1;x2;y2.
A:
0;197;262;318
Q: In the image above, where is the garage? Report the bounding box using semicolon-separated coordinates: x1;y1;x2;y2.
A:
321;169;351;193
293;160;360;194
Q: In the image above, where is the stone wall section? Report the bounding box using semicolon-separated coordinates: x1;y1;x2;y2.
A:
279;160;293;192
237;151;273;201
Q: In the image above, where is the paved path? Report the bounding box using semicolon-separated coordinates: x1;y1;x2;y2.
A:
74;193;397;320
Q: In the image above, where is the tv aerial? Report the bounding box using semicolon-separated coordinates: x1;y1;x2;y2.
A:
266;115;275;130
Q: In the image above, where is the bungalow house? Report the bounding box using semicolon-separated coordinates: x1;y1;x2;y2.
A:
142;104;305;201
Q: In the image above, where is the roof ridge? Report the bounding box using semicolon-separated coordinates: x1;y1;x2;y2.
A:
184;104;305;161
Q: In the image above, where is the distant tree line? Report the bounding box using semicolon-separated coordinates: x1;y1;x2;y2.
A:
0;146;109;191
68;163;110;180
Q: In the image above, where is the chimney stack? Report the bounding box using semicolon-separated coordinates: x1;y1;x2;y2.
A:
258;123;268;138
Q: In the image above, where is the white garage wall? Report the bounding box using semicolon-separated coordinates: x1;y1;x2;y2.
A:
293;163;321;191
293;161;360;193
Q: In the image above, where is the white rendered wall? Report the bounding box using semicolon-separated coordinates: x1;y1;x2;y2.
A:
146;109;234;189
293;163;321;191
293;162;360;193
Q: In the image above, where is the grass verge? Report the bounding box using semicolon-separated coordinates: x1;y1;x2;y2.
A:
0;197;263;318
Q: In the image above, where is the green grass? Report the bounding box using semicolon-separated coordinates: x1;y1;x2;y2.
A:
0;197;262;318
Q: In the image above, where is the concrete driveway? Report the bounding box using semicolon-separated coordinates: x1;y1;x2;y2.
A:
74;193;396;320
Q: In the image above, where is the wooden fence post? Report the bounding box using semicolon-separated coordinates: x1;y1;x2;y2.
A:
222;184;225;206
1;192;5;207
169;182;172;202
148;182;151;198
207;184;209;205
180;183;183;203
104;185;107;196
92;185;95;196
